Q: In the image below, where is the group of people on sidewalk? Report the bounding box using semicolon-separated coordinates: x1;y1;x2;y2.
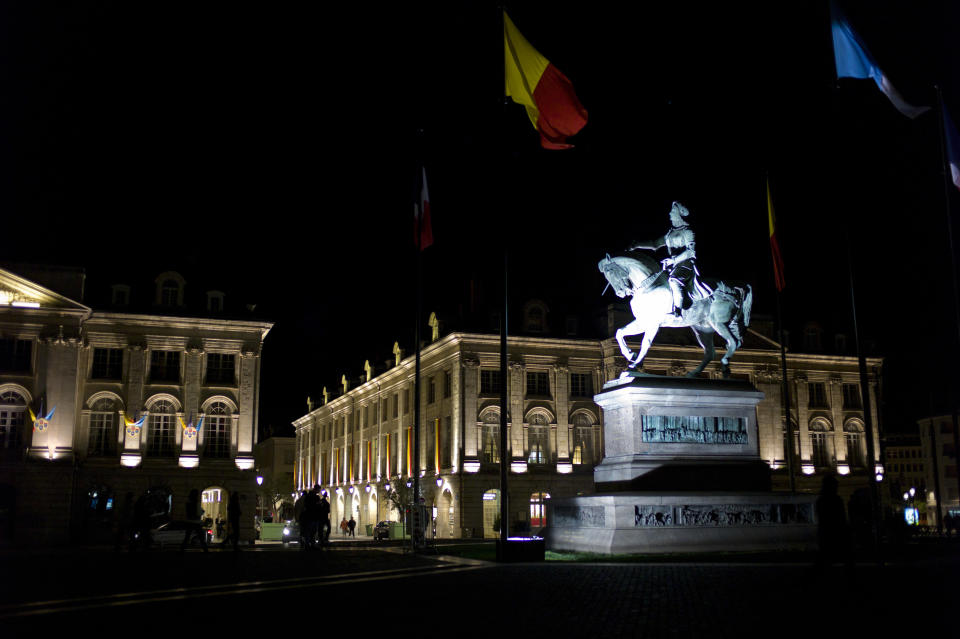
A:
295;485;332;550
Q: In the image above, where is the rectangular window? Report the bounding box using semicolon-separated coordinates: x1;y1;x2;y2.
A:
811;432;829;467
570;373;593;398
0;339;32;373
88;411;116;457
91;348;123;380
845;433;864;468
150;350;181;383
441;416;452;468
393;393;399;418
480;370;503;395
428;376;436;404
808;383;828;408
206;353;235;385
148;414;176;457
528;425;548;464
444;371;452;398
526;371;550;396
205;415;231;459
482;425;500;464
404;389;410;414
842;383;862;409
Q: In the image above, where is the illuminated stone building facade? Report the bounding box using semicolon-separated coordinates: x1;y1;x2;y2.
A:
293;307;882;538
0;266;272;544
916;416;960;528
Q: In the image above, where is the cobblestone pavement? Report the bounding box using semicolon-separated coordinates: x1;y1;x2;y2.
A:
2;544;957;636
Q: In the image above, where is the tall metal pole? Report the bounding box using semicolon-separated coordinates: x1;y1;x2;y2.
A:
775;291;797;493
500;250;509;545
845;230;882;558
934;86;960;523
413;156;424;552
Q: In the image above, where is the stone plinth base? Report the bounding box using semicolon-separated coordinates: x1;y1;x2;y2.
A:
594;375;768;491
545;492;817;555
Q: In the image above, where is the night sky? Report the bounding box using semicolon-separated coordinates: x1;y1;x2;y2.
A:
1;1;958;436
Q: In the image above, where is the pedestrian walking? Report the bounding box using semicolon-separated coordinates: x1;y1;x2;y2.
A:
348;516;356;537
227;491;242;551
319;493;331;547
816;474;851;571
303;486;321;550
340;517;348;537
181;488;209;552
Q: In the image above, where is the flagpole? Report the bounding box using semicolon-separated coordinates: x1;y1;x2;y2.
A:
412;141;424;552
934;85;960;531
498;3;510;552
767;174;796;493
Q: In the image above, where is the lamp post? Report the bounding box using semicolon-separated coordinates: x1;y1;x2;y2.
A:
256;474;264;524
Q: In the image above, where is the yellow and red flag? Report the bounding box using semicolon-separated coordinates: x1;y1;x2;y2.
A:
767;178;785;292
504;11;587;149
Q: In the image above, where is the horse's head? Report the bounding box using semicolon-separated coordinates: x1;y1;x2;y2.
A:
598;254;632;298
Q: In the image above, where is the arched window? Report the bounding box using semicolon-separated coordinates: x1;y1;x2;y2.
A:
148;400;177;457
527;412;549;465
481;410;500;464
89;397;118;457
809;420;831;468
844;421;865;469
530;492;550;527
204;401;232;459
0;391;26;452
572;412;597;466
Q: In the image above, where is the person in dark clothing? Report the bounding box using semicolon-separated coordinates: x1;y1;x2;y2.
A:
816;474;851;569
319;494;331;547
115;492;135;551
181;488;209;551
302;486;321;550
348;516;356;537
131;491;152;551
227;492;242;550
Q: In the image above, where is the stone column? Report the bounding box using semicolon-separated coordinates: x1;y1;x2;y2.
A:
235;351;258;467
451;358;463;470
462;359;479;464
554;365;570;467
795;374;810;466
829;376;845;466
510;363;525;465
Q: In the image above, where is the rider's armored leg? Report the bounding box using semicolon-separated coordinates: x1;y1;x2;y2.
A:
668;277;683;316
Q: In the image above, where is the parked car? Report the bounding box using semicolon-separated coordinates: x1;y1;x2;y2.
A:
149;520;211;549
373;520;391;541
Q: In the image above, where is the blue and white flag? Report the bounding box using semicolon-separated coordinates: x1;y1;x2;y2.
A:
831;5;929;119
944;107;960;191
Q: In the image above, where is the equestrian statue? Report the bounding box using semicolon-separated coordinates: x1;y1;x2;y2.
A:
599;201;752;378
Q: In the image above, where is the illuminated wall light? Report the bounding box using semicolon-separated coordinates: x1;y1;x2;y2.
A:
556;462;573;474
11;301;40;308
235;457;255;470
510;461;527;473
463;461;480;474
179;456;199;469
836;464;850;476
120;454;142;468
801;464;815;475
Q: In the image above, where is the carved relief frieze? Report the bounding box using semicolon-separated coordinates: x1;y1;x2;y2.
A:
553;506;605;528
633;503;815;528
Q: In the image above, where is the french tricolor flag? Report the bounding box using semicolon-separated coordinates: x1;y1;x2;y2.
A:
944;107;960;191
831;5;930;120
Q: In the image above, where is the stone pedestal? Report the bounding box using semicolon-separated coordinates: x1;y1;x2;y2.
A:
594;375;770;492
546;375;817;554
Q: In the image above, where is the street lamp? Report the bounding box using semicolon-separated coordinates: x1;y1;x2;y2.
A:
256;474;264;524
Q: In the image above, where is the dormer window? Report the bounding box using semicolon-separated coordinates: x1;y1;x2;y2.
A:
207;291;225;313
111;284;130;307
523;300;549;334
154;271;185;307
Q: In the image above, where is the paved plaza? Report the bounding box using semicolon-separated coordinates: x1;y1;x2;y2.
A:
2;539;957;636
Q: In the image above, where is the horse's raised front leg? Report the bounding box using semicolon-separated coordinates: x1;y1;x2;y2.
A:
688;326;715;377
615;320;644;368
